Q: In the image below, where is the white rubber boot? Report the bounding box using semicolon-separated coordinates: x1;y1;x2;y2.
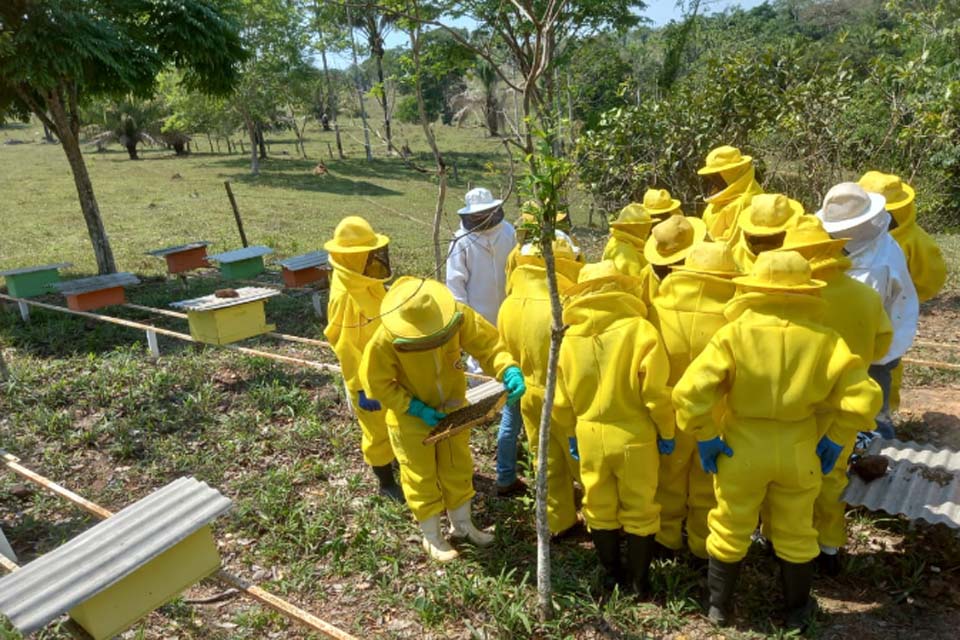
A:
419;515;459;562
448;501;495;547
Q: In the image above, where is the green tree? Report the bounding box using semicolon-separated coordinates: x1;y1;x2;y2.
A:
350;2;398;153
0;0;246;274
84;96;165;159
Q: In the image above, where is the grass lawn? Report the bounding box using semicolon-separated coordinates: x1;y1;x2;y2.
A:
1;117;960;639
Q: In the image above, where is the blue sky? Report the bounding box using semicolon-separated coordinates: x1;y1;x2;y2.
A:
326;0;769;67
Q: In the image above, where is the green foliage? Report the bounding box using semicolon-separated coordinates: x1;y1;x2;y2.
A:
577;0;960;231
395;27;475;125
0;0;247;117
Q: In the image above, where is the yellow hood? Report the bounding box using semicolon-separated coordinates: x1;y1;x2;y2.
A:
564;288;647;337
703;165;764;241
724;290;825;325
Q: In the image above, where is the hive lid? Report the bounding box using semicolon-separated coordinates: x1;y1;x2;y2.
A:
843;438;960;530
147;242;211;257
279;251;330;271
207;246;273;264
0;477;232;635
0;262;72;277
170;286;280;311
52;273;140;295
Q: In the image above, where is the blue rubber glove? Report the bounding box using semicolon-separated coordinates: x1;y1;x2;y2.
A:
406;398;446;427
568;437;580;461
657;437;676;455
697;437;734;474
502;366;526;405
816;435;844;475
357;390;381;412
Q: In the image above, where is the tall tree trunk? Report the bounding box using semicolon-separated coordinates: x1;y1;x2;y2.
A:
408;16;446;274
125;141;139;160
315;6;345;159
256;122;267;159
346;5;373;161
373;47;394;153
42;122;56;143
242;111;259;175
485;87;499;137
44;88;117;274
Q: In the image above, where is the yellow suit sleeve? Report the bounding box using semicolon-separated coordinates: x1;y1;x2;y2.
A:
673;329;734;441
822;338;883;443
359;329;413;415
638;331;676;440
909;230;947;302
552;363;578;435
323;294;365;393
458;303;519;380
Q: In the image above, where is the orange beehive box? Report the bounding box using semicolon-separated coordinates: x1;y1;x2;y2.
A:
147;242;211;275
278;251;330;289
282;266;328;288
66;287;126;311
54;273;141;312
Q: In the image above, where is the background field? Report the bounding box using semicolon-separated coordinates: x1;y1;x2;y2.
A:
1;120;959;640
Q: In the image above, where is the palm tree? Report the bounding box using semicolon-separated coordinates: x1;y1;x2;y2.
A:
86;98;164;160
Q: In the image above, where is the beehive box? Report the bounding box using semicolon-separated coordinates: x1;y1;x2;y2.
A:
53;273;141;311
279;250;330;288
0;477;232;640
0;263;72;298
147;242;211;274
171;287;279;345
207;246;273;280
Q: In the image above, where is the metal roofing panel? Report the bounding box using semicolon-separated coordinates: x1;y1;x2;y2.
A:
170;286;279;311
466;379;504;405
279;251;330;271
0;477;231;635
207;246;273;263
52;273;141;295
842;439;960;530
0;263;72;277
146;241;210;257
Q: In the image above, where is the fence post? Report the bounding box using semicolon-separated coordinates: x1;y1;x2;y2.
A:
17;301;29;323
146;330;160;358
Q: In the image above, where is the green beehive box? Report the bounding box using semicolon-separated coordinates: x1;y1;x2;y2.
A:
220;256;266;279
1;263;71;298
208;246;273;281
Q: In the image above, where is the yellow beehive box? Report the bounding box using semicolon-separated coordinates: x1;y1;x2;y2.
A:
187;300;276;345
171;287;280;345
69;526;221;640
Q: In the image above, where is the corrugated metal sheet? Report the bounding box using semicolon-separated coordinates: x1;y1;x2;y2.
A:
170;286;279;311
0;262;72;277
207;245;273;263
279;251;330;271
842;439;960;530
53;273;141;295
466;379;504;405
0;477;231;635
146;241;210;257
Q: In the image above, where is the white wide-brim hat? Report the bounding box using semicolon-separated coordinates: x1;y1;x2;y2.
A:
458;187;504;215
815;182;887;234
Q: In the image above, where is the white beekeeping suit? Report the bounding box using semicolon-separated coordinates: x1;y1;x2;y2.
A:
446;187;516;374
817;183;919;364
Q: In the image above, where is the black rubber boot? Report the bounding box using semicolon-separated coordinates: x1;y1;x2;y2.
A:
371;464;404;503
625;534;656;597
653;539;677;561
590;528;624;592
706;557;742;626
780;559;817;632
816;550;842;577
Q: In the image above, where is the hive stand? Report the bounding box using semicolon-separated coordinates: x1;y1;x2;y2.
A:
147;242;211;275
207;246;273;280
279;250;331;288
52;273;141;312
171;286;279;345
0;263;72;298
0;477;232;640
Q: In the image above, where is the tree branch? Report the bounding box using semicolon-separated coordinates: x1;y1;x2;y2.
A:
13;84;57;134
